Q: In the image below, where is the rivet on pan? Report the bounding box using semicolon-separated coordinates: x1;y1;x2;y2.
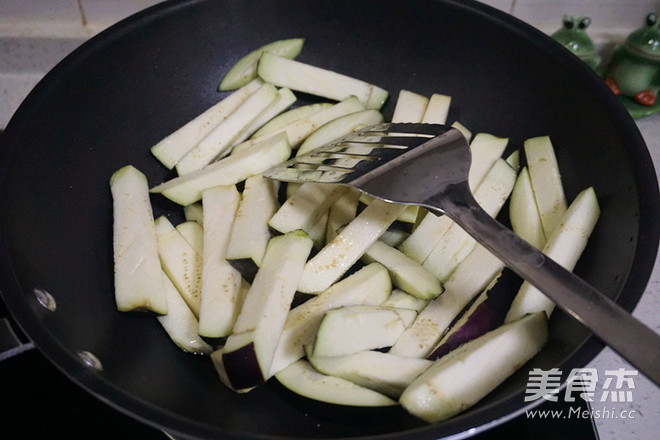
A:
77;350;103;371
33;288;56;312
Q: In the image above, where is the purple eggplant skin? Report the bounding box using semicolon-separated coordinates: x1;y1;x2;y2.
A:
427;268;523;360
222;343;265;390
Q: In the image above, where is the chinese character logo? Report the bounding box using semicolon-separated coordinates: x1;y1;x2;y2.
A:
525;368;562;401
524;367;638;403
600;368;637;403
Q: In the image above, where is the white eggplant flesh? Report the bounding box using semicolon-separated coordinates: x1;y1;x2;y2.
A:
381;289;429;313
506;149;520;172
297;199;406;294
258;52;388;109
219;38;304;91
389;244;505;358
307;349;432;399
378;229;410;248
234;87;297;144
505;187;600;321
254;96;366;148
176;83;279;175
391;89;429;123
150;131;291;206
183;202;203;224
421;93;451;124
198;185;243;337
275;359;397;407
509;167;546;250
251;102;332;139
297;109;384;156
398;133;508;263
363;240;443;300
222;230;314;390
524;135;567;238
422;158;516;281
226;175;280;266
154;216;203;317
325;187;361;243
307;210;329;249
157;271;212;354
268;263;391;377
199;263;246;338
268;182;347;234
451;121;472;142
359;193;419;224
311;305;417;357
399;312;549;423
150;79;263;169
110;165;167;314
176;220;204;255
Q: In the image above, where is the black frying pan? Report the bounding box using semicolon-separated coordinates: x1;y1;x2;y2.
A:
1;0;658;439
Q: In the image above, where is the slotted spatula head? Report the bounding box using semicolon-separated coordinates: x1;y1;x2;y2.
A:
263;122;471;208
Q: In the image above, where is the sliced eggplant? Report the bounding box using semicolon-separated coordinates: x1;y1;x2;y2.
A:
311;305;417;357
398;133;508;263
307;349;432;399
175;220;204;255
223;230;314;390
381;289;429;313
362;240;443;300
427;268;523;360
219;37;304;91
154;216;203;317
257;52;388;109
150;131;291;206
254;96;366;148
524;135;567;237
226;175;279;267
198;185;243;337
275;359;396;407
157;271;213;354
250;102;332;139
296;109;384;156
505;186;600;321
389;244;504;358
400;312;548;423
268;182;347;235
325;187;361;243
297;199;406;294
268;263;391;377
150;79;263;169
509;167;546;250
176;83;279;175
422;158;516;281
391;89;429;123
420;93;451;124
110;165;167;314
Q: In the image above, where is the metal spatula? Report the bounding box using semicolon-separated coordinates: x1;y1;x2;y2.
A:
264;122;660;386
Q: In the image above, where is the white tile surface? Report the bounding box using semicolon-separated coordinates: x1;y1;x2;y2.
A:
0;0;81;26
510;0;658;36
80;0;164;31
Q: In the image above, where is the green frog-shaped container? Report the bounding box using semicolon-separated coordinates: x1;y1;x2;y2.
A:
551;15;601;70
604;12;660;117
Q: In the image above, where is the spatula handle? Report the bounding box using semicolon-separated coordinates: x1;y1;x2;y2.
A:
428;184;660;387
